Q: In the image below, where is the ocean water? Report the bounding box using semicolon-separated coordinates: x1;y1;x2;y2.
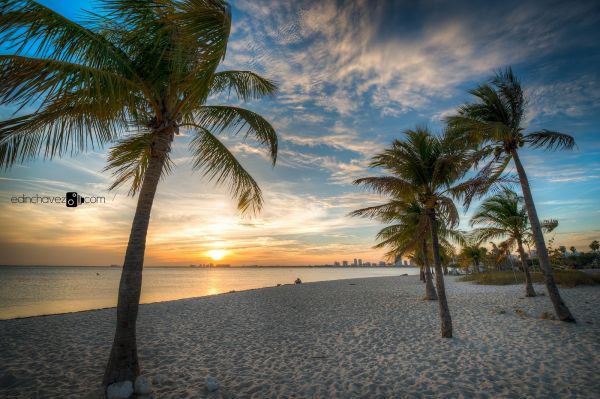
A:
0;266;418;319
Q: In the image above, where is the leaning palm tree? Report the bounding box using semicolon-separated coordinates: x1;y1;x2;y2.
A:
446;67;576;322
0;0;278;389
354;127;474;338
351;200;438;300
470;189;538;296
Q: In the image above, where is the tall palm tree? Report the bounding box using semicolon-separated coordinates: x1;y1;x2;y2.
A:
350;200;438;300
0;0;278;388
354;127;474;338
470;189;538;296
446;67;576;322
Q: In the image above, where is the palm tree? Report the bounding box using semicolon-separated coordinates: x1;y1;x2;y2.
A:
569;246;576;256
590;240;599;253
0;0;278;388
446;67;576;322
470;189;538;296
354;127;474;338
459;244;487;274
350;200;438;300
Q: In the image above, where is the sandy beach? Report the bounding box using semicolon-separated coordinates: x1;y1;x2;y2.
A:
1;275;599;398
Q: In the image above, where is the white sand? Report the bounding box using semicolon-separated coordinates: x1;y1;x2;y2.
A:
0;276;599;398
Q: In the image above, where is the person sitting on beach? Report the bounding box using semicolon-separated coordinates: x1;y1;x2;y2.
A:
294;278;302;284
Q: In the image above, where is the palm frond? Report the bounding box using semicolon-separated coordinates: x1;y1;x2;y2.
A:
193;106;277;165
103;131;173;196
0;92;128;168
0;55;142;109
210;70;277;101
189;126;263;214
524;130;576;151
353;176;414;198
541;219;559;233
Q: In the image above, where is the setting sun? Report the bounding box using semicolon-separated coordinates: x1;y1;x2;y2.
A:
207;249;227;261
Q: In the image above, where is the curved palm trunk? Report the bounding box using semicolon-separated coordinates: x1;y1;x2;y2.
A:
516;237;536;297
103;129;174;387
427;209;452;337
511;149;574;322
422;239;438;300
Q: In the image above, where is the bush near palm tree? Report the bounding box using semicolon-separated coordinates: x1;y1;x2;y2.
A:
446;67;576;322
354;127;475;338
470;189;541;296
0;0;278;389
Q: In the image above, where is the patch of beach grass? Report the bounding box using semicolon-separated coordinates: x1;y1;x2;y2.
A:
458;270;600;287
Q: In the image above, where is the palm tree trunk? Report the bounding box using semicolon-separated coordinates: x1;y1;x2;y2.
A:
420;266;425;282
517;237;536;297
427;209;452;337
472;260;478;274
443;264;448;275
422;239;437;300
511;149;574;322
103;129;174;387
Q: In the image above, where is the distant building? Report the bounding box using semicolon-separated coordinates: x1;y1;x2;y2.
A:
342;260;348;267
403;260;408;266
353;258;358;267
334;261;340;267
379;261;386;267
358;259;362;266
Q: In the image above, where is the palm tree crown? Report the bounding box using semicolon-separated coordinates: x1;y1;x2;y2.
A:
0;0;277;213
470;189;529;248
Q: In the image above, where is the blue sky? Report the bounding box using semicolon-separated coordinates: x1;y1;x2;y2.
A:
1;0;599;265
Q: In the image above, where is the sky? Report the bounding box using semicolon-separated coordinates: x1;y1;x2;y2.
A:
1;0;599;266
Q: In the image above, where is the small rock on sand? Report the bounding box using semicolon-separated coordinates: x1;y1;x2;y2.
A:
206;376;219;391
135;375;152;394
106;380;133;399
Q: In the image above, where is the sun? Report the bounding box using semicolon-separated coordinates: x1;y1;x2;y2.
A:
207;249;227;261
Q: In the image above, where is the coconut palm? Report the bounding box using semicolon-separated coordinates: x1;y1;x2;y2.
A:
470;189;539;296
0;0;278;388
354;127;475;338
350;200;438;300
459;244;487;274
446;67;576;322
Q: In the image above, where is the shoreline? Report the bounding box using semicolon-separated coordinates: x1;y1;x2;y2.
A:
1;275;599;398
0;273;416;321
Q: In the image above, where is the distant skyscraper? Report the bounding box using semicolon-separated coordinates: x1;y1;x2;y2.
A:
379;261;386;267
358;259;362;266
353;258;358;266
342;260;348;267
334;261;340;267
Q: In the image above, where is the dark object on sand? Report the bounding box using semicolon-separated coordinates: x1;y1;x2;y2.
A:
295;278;302;284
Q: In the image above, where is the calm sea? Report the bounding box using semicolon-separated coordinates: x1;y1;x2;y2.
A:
0;266;418;319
